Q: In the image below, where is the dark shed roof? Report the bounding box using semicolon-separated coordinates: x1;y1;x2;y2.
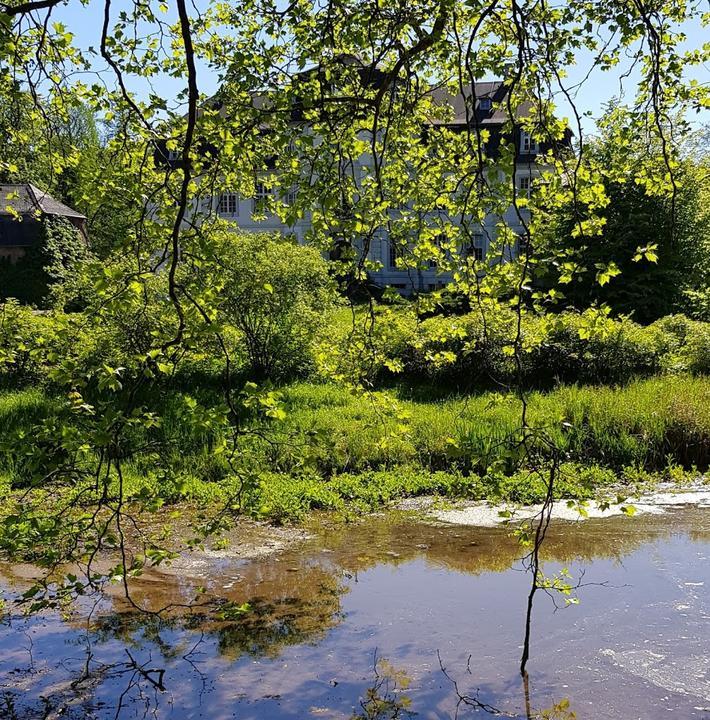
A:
0;184;86;220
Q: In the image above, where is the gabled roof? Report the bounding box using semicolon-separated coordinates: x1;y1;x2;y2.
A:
425;81;534;126
0;184;86;220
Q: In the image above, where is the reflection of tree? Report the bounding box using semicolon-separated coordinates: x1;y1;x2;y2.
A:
87;574;346;662
1;509;707;718
305;509;710;578
214;581;344;660
351;655;415;720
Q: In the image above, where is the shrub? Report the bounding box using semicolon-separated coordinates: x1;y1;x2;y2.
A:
314;303;419;385
198;229;337;381
0;301;69;387
405;308;517;386
351;306;710;389
526;310;661;384
650;314;710;375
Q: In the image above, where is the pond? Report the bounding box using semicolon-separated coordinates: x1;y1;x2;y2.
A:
1;503;709;719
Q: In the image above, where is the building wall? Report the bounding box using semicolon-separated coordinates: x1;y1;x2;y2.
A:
0;246;28;264
202;158;543;292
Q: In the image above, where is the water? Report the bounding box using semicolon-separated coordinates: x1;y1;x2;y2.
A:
1;508;709;719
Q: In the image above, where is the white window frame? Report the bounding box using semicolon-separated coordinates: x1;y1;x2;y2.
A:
217;192;239;216
518;175;531;196
253;182;271;213
520;130;537;154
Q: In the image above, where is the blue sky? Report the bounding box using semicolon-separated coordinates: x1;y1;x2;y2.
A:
54;0;709;137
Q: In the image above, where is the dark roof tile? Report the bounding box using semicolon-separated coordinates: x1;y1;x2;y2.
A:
0;183;86;219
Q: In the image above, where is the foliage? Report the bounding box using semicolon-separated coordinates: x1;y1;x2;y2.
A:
1;375;707;526
194;228;337;380
318;303;710;389
0;217;91;307
0;0;706;620
0;300;74;386
536;106;710;322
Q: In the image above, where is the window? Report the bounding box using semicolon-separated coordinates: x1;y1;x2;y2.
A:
518;176;531;196
284;187;297;206
479;97;492;111
463;233;484;262
167;149;181;163
217;193;239;216
520;130;537;154
253;182;271;213
389;242;399;269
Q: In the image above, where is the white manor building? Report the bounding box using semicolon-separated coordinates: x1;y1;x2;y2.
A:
173;75;569;293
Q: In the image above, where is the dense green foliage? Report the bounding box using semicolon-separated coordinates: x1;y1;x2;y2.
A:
318;304;710;389
6;282;710;528
194;230;337;380
0;217;91;306
0;374;707;523
537;108;710;322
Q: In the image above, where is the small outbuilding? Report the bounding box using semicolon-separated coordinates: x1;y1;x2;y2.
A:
1;184;89;305
0;183;87;263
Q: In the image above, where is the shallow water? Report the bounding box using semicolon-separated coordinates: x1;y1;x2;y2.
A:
1;507;710;719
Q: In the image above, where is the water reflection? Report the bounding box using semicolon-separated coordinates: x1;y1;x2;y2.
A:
1;507;709;719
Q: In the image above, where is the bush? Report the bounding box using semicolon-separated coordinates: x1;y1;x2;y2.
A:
650;314;710;375
0;301;68;387
328;305;710;390
526;310;661;384
198;229;337;381
314;304;419;385
404;307;516;386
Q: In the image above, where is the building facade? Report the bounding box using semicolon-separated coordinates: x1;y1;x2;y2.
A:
183;78;564;293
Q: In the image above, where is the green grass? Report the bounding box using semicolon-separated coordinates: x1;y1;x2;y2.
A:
272;375;710;474
1;375;707;522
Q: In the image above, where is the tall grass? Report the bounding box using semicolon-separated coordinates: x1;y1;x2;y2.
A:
1;377;708;509
275;375;710;474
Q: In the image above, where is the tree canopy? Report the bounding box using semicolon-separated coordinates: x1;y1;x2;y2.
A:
0;0;707;645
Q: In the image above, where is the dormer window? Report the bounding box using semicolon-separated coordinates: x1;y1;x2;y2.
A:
520;130;538;154
479;97;492;111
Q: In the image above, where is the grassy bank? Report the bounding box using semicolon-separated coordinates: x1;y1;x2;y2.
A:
1;375;708;522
